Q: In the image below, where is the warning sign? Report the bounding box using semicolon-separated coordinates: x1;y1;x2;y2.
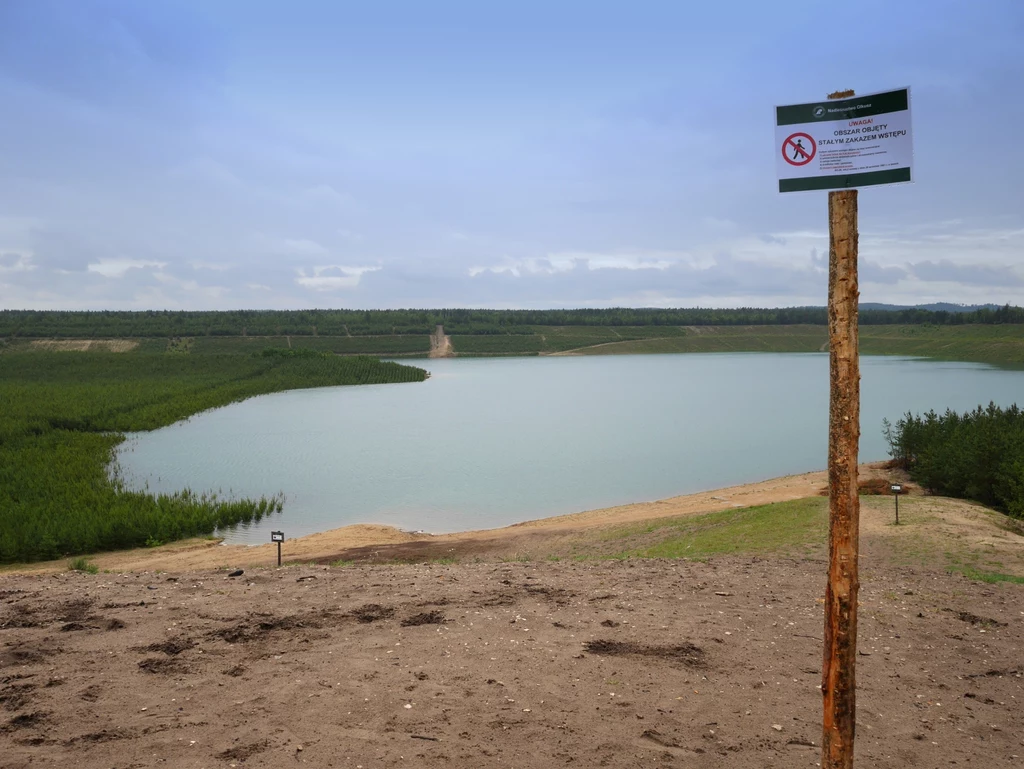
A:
782;132;816;166
774;87;913;193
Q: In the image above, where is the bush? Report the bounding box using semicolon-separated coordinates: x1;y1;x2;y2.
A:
68;556;98;574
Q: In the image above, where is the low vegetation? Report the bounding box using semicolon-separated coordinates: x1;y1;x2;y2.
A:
67;556;99;574
0;351;426;563
884;403;1024;518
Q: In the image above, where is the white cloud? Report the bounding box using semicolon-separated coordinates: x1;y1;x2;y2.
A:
585;255;672;271
469;251;681;278
87;259;166;277
189;260;234;272
0;251;35;273
294;264;380;291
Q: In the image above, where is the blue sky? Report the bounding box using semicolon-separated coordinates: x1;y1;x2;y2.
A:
1;0;1022;310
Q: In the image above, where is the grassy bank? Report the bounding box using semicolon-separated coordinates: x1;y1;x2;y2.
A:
600;496;828;559
0;351;426;563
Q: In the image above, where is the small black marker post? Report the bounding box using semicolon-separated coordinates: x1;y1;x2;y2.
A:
271;531;284;566
890;484;902;525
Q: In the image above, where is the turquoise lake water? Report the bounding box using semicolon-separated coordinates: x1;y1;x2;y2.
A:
113;354;1024;544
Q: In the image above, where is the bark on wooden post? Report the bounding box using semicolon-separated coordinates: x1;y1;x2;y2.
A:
821;88;861;769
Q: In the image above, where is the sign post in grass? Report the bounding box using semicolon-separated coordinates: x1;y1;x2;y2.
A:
776;87;914;769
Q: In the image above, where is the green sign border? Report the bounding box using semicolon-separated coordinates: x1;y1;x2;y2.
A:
776;89;909;127
778;168;911;193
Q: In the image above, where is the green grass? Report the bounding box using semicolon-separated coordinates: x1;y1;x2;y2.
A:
951;566;1024;585
573;325;827;356
68;556;99;574
602;497;829;560
859;324;1024;365
557;324;1024;365
449;335;545;354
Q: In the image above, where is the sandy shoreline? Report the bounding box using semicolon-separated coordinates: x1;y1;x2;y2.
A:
3;463;895;575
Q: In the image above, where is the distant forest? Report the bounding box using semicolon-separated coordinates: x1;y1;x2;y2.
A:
1;305;1022;338
0;305;1015;337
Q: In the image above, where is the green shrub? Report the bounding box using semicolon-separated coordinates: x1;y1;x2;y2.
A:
68;556;98;574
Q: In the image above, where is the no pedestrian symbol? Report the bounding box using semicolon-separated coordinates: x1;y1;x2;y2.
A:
782;132;815;166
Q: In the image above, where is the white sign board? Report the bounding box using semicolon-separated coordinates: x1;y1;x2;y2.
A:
775;87;913;193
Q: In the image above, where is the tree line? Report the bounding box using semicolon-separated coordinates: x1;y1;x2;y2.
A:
884;403;1024;518
2;304;1022;339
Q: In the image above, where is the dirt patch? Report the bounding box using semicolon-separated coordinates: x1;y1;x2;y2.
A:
0;642;56;667
217;739;271;761
59;622;92;632
0;684;35;712
58;598;93;622
214;612;328;644
348;603;395;623
144;636;196;655
0;605;41;629
30;339;139;353
428;324;454;358
2;711;49;733
522;583;575;603
137;657;185;675
400;611;447;627
950;610;1007;628
584;639;706;667
64;729;136;745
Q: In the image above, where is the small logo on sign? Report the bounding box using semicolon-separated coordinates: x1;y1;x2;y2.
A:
812;106;825;118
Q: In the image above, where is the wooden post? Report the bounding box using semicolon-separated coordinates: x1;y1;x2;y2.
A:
821;88;861;769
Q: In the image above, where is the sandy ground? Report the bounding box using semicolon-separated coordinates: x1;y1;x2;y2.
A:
428;325;454;358
2;557;1022;768
2;466;1023;767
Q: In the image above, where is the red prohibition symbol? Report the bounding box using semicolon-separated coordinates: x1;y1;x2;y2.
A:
782;132;816;166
